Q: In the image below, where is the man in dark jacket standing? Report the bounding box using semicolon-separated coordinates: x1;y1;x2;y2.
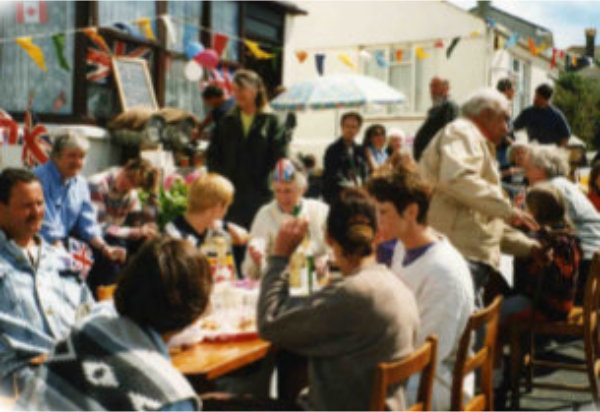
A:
412;76;459;161
207;70;287;229
322;112;369;204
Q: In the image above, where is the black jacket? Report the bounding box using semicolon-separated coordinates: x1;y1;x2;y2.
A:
413;99;459;161
322;137;369;205
207;107;287;228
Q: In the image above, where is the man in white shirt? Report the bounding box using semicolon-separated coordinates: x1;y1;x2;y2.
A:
367;169;474;410
242;158;329;279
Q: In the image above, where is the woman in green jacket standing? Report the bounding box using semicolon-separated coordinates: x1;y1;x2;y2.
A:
207;69;287;229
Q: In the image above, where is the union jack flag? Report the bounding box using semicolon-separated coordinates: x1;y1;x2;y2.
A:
86;40;151;83
0;110;19;145
21;110;51;168
68;237;94;279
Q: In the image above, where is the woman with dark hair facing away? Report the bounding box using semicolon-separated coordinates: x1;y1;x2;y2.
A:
206;69;288;229
257;188;420;411
17;236;213;411
362;124;388;173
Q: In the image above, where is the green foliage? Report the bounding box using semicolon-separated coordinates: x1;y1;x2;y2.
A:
138;178;188;230
157;179;188;230
553;72;600;149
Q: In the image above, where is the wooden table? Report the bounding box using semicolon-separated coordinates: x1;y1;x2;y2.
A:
171;338;272;381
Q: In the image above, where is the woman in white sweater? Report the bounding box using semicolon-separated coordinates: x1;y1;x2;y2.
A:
242;158;329;279
367;169;475;410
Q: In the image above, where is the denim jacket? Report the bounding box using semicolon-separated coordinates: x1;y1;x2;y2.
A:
0;229;94;385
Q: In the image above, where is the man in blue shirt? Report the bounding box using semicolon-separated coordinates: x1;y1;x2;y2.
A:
34;131;126;264
0;168;95;394
513;83;571;147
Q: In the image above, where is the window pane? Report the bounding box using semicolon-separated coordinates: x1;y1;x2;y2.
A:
166;58;206;117
389;64;412;114
415;46;437;113
168;1;203;53
87;41;154;120
0;2;75;113
362;49;388;116
211;1;239;61
98;1;156;26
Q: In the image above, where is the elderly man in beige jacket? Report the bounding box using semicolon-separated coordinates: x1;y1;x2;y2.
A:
419;88;538;307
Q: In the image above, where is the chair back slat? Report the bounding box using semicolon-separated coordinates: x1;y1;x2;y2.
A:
370;335;438;411
451;296;502;411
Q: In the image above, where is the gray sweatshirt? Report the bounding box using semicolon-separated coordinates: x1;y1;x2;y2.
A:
258;257;420;411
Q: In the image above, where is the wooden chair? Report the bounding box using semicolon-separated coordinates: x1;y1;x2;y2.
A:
370;335;438;411
451;296;502;411
508;251;600;409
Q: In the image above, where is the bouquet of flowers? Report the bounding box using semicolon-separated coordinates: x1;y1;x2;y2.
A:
139;168;205;230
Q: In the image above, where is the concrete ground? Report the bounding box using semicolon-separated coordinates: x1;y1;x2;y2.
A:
497;338;596;411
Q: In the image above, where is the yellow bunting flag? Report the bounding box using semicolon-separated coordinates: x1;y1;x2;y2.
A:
338;53;357;70
470;30;481;37
136;17;156;41
295;50;308;63
536;43;550;55
527;37;538;56
82;27;110;53
244;40;275;59
571;55;578;66
416;47;429;60
15;37;46;71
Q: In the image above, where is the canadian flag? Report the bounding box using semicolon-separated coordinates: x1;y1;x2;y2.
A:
16;1;47;24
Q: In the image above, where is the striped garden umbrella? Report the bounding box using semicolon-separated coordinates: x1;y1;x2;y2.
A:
271;74;406;111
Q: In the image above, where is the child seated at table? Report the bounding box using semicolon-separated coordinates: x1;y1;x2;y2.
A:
257;188;420;411
165;172;248;281
500;183;581;326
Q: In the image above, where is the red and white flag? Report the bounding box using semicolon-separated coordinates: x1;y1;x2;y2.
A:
68;238;94;279
21;110;51;168
16;1;48;24
0;110;19;145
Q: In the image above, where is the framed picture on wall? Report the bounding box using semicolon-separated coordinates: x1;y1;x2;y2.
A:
112;57;158;112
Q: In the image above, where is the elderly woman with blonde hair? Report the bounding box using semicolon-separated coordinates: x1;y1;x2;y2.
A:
524;144;600;302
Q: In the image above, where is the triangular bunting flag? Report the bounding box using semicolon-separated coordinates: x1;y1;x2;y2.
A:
295;50;308;63
136;17;156;41
416;47;429;60
446;37;460;59
15;37;46;71
52;33;70;71
315;53;325;76
244;40;275;59
505;33;519;49
395;49;403;62
551;48;557;69
434;39;444;48
213;32;229;57
359;50;372;61
338;53;357;70
470;30;481;37
375;50;389;67
159;15;177;47
527;37;538;56
82;28;110;53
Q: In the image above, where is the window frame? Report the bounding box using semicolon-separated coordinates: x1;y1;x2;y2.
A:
5;1;285;124
361;43;437;118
